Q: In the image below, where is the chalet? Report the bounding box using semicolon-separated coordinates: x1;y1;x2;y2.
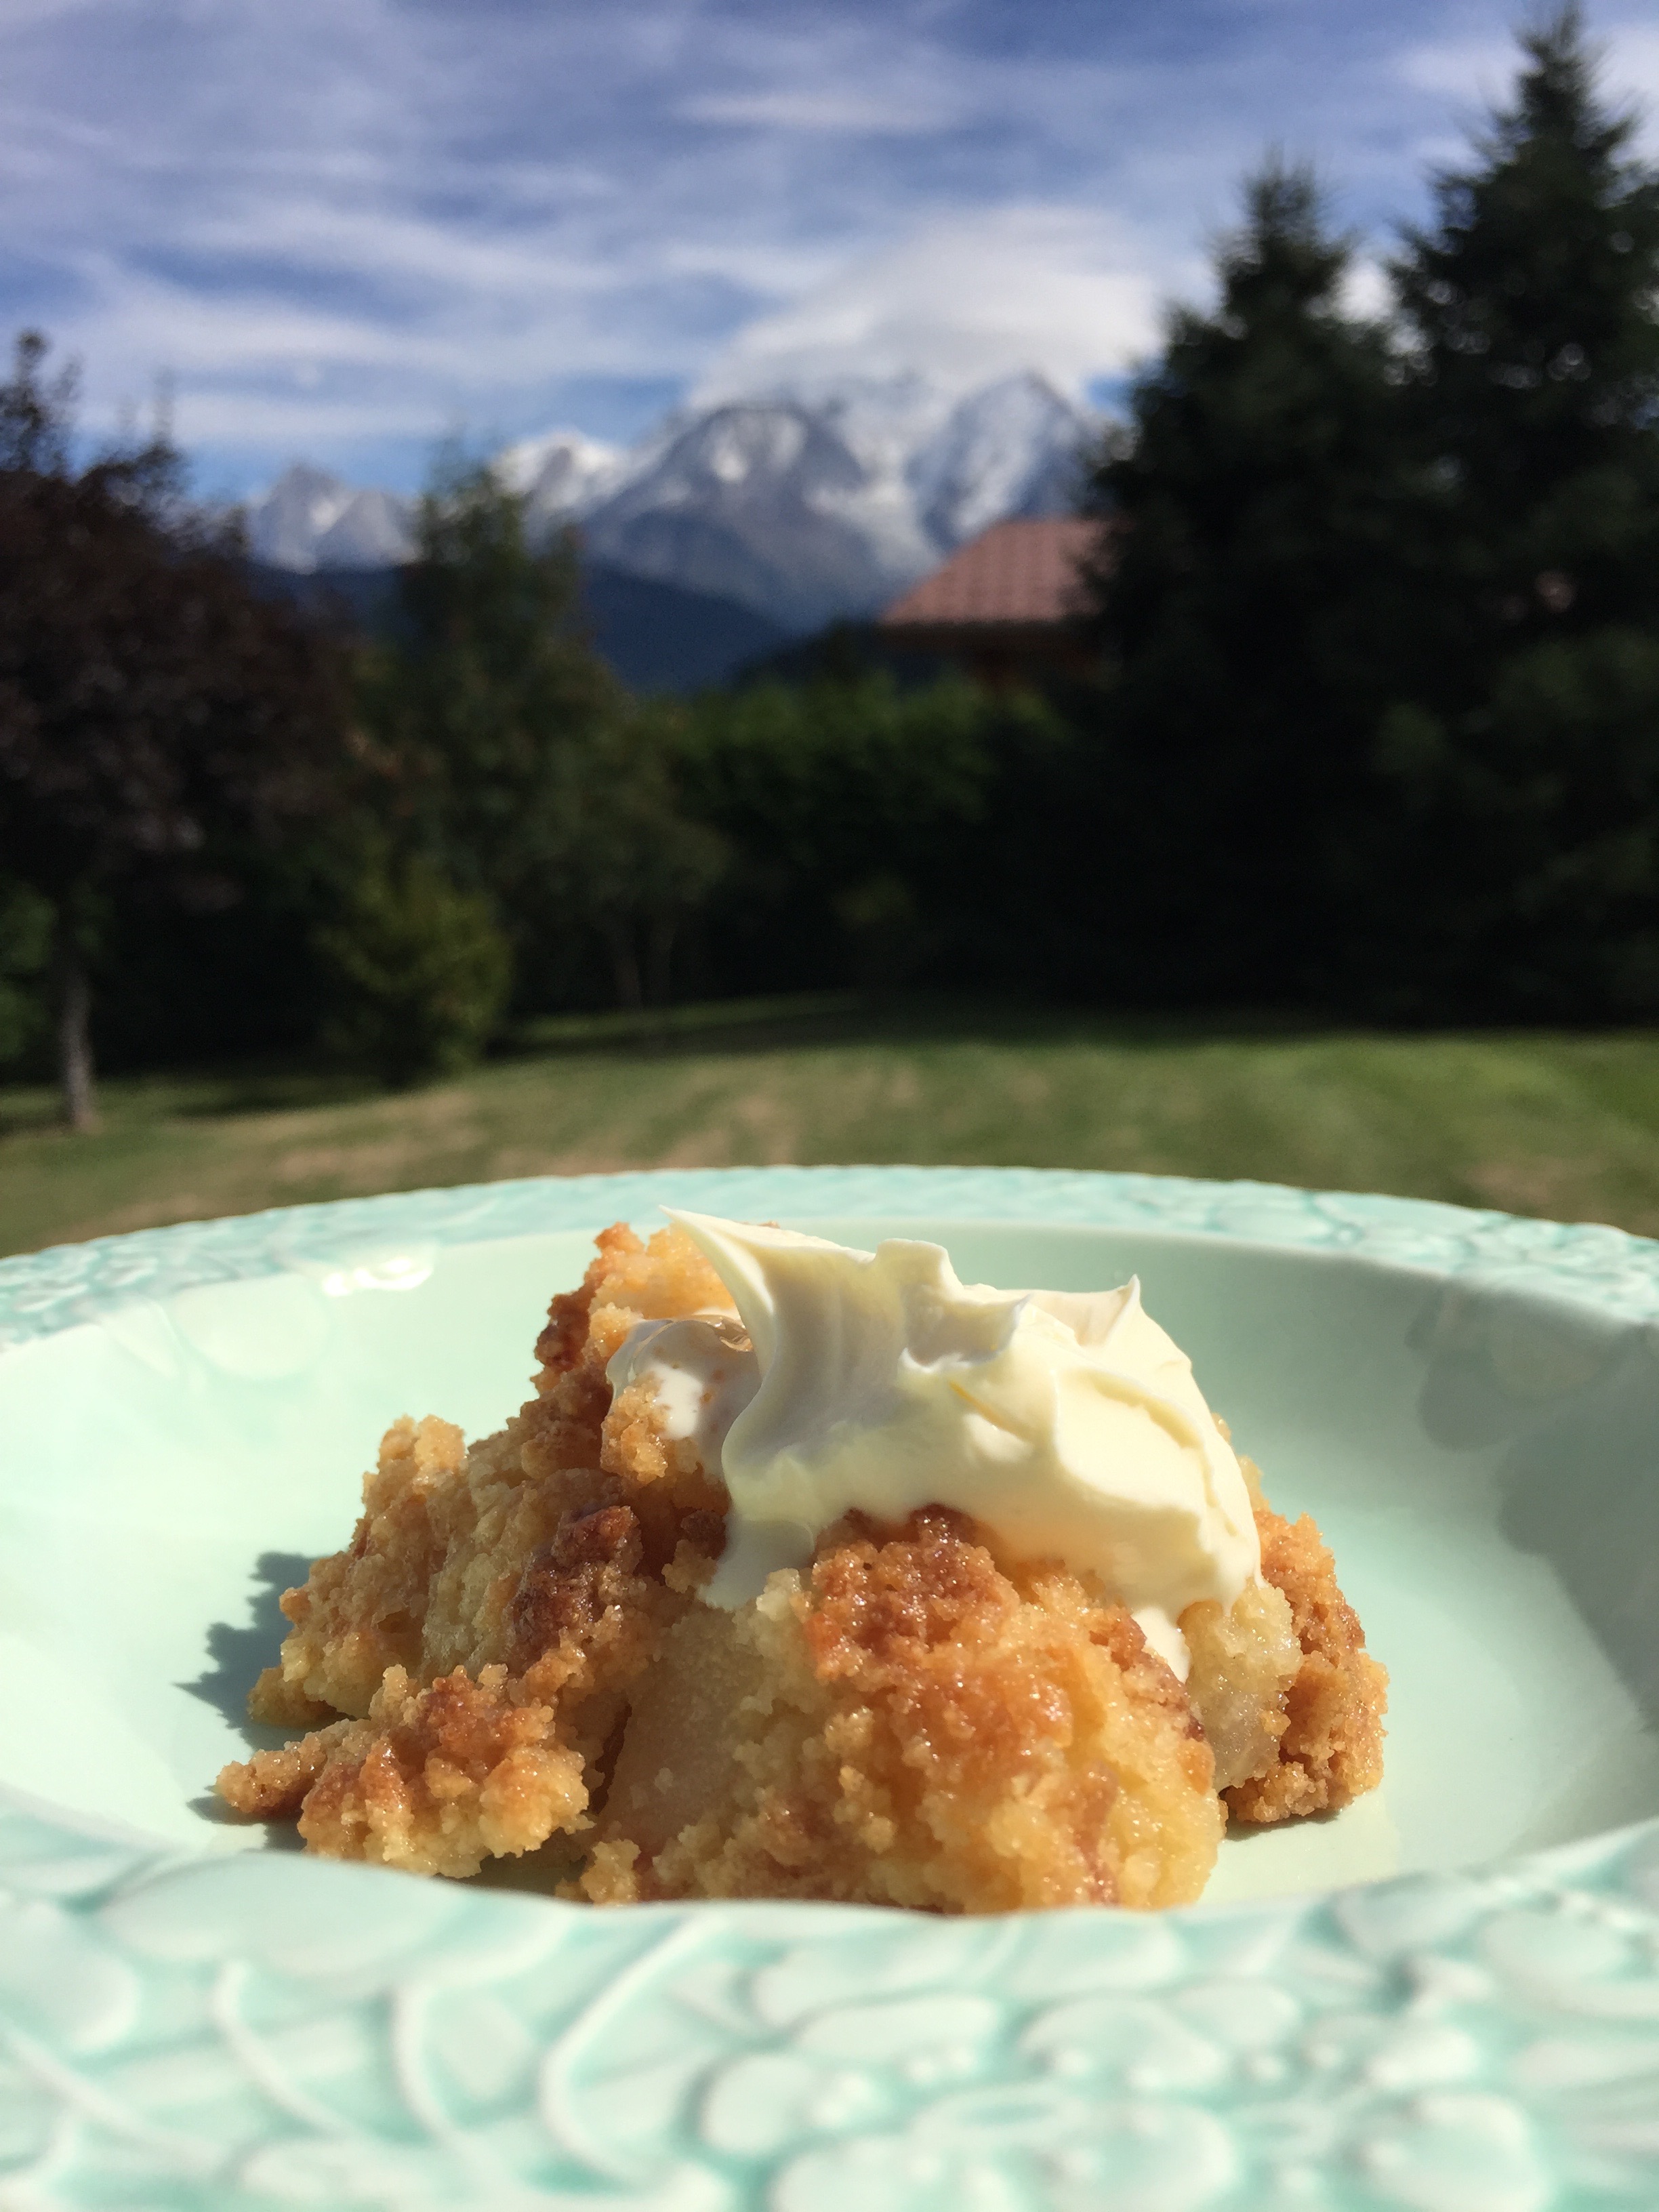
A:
878;516;1105;689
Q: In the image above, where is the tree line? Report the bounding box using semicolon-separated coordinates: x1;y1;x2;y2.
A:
1089;5;1659;1019
3;6;1657;1126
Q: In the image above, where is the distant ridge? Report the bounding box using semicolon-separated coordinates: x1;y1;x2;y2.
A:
250;558;788;695
578;565;788;693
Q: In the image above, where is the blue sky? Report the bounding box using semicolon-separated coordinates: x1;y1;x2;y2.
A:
3;0;1657;496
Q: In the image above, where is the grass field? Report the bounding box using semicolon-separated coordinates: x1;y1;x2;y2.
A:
4;995;1659;1258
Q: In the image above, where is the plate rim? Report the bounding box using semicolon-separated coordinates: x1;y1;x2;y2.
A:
5;1162;1658;2209
8;1158;1659;1349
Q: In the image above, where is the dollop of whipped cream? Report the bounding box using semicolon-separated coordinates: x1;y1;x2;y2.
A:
604;1212;1261;1675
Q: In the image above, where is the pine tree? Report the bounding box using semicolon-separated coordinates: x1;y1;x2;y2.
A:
1090;159;1408;1003
1396;4;1659;603
1385;6;1659;1011
374;456;617;913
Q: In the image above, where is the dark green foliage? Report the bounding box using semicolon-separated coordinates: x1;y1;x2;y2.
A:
354;459;722;1019
0;331;353;1119
681;672;1076;995
550;699;728;1009
1394;6;1659;576
684;673;988;987
1089;157;1409;1002
0;874;50;1066
1086;10;1659;1019
90;852;339;1071
314;837;511;1086
1375;6;1659;1012
359;458;616;922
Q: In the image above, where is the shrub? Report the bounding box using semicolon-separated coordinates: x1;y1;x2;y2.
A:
316;841;511;1086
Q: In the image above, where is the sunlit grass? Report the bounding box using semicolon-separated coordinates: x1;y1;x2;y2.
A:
5;996;1659;1256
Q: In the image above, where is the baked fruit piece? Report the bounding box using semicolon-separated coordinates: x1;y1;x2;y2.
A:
217;1222;735;1877
581;1507;1222;1911
218;1220;1387;1908
581;1484;1387;1910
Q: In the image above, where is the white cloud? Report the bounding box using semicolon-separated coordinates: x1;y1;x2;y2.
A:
16;0;1644;485
696;206;1183;407
1397;17;1659;150
1605;22;1659;141
1395;36;1513;101
680;88;961;134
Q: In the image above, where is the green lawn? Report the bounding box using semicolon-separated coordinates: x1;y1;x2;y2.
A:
5;996;1659;1258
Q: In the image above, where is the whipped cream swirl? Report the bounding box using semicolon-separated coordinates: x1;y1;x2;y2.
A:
605;1212;1261;1675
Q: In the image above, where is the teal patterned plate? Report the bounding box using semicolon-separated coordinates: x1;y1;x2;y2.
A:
2;1165;1658;2209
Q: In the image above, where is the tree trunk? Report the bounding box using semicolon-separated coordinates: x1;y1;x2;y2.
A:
53;920;97;1131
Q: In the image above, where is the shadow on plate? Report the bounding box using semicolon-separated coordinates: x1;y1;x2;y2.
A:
1415;1286;1659;1732
179;1552;321;1851
180;1549;313;1736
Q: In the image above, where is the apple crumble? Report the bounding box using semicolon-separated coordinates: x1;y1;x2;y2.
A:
218;1216;1387;1910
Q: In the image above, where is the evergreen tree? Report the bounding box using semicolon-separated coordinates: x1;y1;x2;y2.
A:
358;458;723;1017
364;456;616;925
1395;4;1659;599
1385;5;1659;1010
1090;160;1407;1002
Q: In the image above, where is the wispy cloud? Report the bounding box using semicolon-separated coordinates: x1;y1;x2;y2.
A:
1397;16;1659;148
680;89;964;134
1396;35;1517;99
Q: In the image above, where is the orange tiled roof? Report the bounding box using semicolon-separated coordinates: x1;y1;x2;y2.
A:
880;516;1101;630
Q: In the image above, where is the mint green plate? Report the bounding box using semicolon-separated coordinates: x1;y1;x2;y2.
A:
3;1166;1658;2209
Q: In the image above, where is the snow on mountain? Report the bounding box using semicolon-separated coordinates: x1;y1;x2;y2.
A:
577;397;940;633
495;427;627;527
755;371;959;483
241;370;1096;630
245;464;414;571
319;486;417;569
244;464;348;570
907;374;1091;552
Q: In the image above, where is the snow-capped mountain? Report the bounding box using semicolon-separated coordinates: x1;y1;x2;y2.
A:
908;375;1090;553
495;427;626;525
577;398;941;634
244;463;415;572
569;371;1092;630
243;370;1095;631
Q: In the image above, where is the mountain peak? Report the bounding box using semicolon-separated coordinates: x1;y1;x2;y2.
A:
909;374;1093;551
497;427;625;523
247;462;415;572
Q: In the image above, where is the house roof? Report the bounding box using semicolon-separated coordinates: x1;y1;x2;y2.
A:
880;516;1102;630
